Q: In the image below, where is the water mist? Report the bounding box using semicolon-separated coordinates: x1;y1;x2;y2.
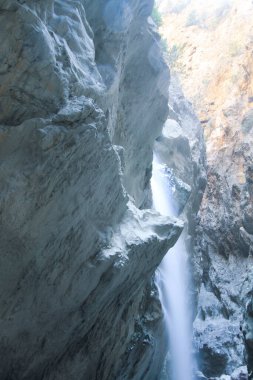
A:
151;153;193;380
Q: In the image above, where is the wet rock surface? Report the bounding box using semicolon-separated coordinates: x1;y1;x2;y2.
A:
153;73;207;379
156;0;253;377
0;1;180;379
193;117;253;377
154;75;207;223
2;0;252;378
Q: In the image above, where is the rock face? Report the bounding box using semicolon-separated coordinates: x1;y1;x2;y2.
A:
154;74;206;272
154;74;206;218
153;73;207;379
0;1;183;379
156;0;253;377
194;129;253;378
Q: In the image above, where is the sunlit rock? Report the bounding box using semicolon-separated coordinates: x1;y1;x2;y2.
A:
0;0;177;379
156;0;253;376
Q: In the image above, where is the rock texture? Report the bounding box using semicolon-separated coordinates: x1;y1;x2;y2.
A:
155;75;206;219
156;0;253;377
154;73;206;275
153;73;207;379
0;1;183;379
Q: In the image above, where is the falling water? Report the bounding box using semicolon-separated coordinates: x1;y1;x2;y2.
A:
151;154;193;380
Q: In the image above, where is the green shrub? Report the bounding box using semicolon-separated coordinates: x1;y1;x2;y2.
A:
242;110;253;134
167;44;179;65
170;0;190;14
185;11;199;27
152;6;162;27
160;38;169;53
229;41;242;57
165;43;186;70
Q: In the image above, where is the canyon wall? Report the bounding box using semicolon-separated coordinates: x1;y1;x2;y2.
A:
153;73;207;379
157;0;253;378
3;0;251;378
0;1;184;379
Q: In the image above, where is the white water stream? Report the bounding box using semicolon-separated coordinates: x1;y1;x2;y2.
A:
151;154;193;380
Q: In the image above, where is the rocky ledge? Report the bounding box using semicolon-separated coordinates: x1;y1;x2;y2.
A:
0;1;183;379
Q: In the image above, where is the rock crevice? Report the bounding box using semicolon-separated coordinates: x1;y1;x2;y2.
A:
0;1;180;379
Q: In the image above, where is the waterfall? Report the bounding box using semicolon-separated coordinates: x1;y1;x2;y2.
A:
151;153;193;380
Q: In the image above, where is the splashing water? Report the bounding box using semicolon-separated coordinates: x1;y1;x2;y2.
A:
151;154;193;380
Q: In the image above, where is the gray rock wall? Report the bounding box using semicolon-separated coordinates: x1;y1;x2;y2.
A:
154;73;207;288
0;1;181;379
193;78;253;379
153;73;207;378
85;0;170;207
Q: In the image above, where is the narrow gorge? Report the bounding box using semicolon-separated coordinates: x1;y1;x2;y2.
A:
0;1;252;380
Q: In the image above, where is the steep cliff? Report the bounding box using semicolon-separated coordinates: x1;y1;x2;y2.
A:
157;0;253;378
153;73;207;380
0;1;183;379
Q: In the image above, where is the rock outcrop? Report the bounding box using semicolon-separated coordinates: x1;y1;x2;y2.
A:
153;72;207;379
0;1;183;379
154;73;206;283
156;0;253;377
194;128;253;378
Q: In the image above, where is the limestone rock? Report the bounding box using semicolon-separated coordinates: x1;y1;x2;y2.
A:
153;73;207;379
194;317;245;378
231;366;248;380
0;0;178;379
156;1;253;375
155;75;207;226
